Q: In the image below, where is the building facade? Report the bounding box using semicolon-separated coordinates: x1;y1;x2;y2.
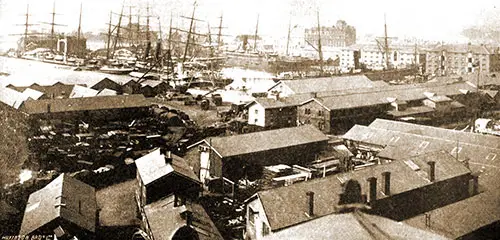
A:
341;44;424;71
425;43;500;76
246;98;298;129
304;20;356;48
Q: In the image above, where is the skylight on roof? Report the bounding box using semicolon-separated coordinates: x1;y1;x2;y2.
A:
419;141;430;149
450;147;463;155
404;160;420;171
25;201;40;212
486;153;497;161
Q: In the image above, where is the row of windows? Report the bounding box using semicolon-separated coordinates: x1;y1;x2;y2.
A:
304;108;324;116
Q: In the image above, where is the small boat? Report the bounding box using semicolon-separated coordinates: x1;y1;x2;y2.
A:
99;65;134;75
54;55;64;61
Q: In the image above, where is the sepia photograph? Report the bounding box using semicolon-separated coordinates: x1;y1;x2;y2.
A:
0;0;499;239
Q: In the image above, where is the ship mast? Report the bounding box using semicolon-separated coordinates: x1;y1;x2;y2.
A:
77;3;83;57
253;14;259;52
23;4;30;49
111;4;125;59
383;14;390;70
106;11;112;59
217;13;223;51
286;17;291;56
317;10;324;74
182;1;197;64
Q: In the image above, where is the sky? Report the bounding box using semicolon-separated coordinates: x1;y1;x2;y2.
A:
0;0;499;50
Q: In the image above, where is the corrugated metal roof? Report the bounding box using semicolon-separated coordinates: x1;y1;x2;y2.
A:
201;125;329;158
20;94;150;114
19;174;97;235
263;211;449;240
135;148;200;185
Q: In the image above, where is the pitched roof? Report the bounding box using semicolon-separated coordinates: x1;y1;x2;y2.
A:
96;88;118;96
247;97;299;109
342;124;500;163
143;195;223;240
270;75;374;94
194;125;329;158
369;119;500;149
303;81;477;110
0;86;29;109
22;88;45;100
255;152;470;231
20;94;150;114
263;211;449;240
8;83;76;99
135;148;200;185
96;179;140;227
90;77;122;90
19;174;97;235
141;80;166;88
69;85;99;98
428;44;491;54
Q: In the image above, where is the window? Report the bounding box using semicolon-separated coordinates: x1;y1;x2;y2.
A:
262;223;270;236
486;153;497;161
305;108;311;115
318;110;323;116
254;118;258;123
249;208;257;225
255;109;258;114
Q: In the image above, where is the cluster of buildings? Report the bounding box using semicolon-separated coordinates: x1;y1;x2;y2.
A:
243;74;498;134
304;20;357;48
340;42;500;76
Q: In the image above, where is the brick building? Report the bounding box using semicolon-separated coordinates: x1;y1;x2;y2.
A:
304;20;356;48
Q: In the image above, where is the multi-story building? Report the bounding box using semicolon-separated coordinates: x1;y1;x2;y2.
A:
304;20;356;48
425;43;500;76
340;44;424;71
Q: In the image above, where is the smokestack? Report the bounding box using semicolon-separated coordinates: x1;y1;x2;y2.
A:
367;177;377;202
306;191;314;217
382;172;391;196
428;161;436;182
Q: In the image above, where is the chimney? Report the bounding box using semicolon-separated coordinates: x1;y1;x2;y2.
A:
382;172;391;196
165;151;172;164
47;103;51;113
306;191;314;217
180;205;193;227
428;161;436;182
471;173;479;196
367;177;377;202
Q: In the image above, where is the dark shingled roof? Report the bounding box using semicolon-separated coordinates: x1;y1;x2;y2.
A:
19;174;97;235
144;195;223;240
192;125;329;158
135;148;200;185
96;179;140;227
20;94;150;114
263;211;449;240
254;152;469;231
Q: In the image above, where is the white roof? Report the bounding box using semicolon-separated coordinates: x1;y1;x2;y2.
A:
135;149;174;185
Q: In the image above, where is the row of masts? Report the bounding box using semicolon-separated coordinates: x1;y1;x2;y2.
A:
14;1;84;56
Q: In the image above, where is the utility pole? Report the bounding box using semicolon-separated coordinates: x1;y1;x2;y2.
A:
253;14;259;52
317;10;324;74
